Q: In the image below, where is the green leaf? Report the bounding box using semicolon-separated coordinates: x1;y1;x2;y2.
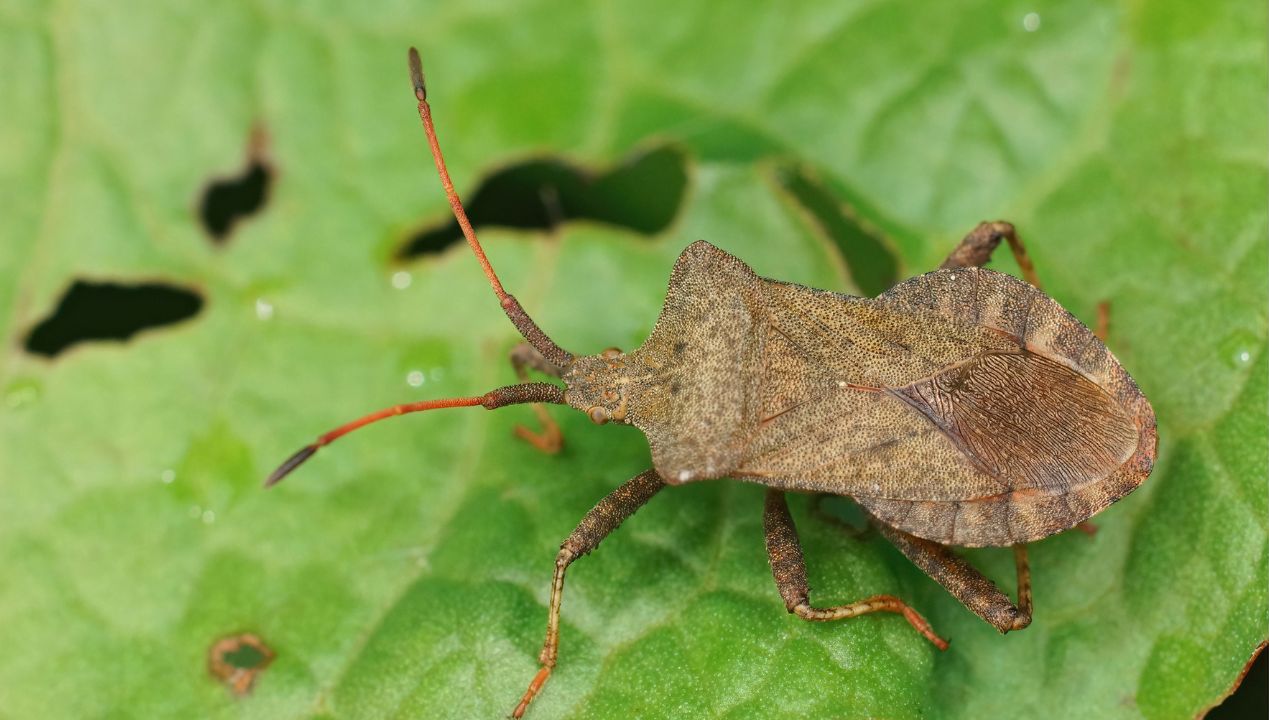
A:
1;1;1264;719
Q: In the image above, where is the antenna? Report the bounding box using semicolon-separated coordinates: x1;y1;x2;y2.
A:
264;52;579;488
266;383;564;486
408;47;573;370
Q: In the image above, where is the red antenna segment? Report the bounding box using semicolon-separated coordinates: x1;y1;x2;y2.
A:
266;383;563;487
407;47;572;370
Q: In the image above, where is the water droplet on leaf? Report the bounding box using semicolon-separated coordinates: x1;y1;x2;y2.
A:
1219;331;1257;369
255;298;274;321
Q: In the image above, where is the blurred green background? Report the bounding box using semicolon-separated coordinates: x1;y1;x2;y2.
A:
1;0;1265;718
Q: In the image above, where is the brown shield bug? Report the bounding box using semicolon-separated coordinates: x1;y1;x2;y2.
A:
267;48;1158;717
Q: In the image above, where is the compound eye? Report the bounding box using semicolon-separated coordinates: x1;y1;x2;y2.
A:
587;406;610;425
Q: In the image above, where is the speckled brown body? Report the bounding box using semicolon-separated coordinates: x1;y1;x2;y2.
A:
272;59;1163;717
564;240;1157;548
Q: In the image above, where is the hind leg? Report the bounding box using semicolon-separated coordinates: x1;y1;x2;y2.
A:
940;221;1041;288
874;521;1032;633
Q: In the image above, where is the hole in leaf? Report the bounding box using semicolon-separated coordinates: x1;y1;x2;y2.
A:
199;129;273;243
776;165;899;297
399;144;688;259
208;632;274;696
223;642;269;669
24;280;204;357
1209;642;1267;718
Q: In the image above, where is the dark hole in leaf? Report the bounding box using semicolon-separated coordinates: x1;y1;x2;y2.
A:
777;165;898;297
198;130;272;243
222;642;268;669
1209;643;1267;719
399;144;688;259
208;632;274;696
24;280;203;357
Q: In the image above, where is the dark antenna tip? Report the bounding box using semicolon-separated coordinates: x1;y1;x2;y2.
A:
265;444;318;488
407;47;426;102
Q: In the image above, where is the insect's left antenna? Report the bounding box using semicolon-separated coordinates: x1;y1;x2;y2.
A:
408;47;573;370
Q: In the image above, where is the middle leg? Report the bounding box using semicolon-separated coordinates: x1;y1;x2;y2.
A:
763;490;948;650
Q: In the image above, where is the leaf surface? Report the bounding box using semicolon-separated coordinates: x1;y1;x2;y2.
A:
0;1;1264;718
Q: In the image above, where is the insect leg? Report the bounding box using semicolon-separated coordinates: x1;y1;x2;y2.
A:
940;221;1041;289
874;521;1033;633
510;343;564;453
763;490;949;650
512;469;666;718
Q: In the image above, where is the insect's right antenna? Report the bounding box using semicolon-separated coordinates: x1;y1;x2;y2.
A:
408;47;573;370
265;382;564;487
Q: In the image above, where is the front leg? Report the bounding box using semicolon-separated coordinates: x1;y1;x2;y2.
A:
512;469;666;718
510;342;564;453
